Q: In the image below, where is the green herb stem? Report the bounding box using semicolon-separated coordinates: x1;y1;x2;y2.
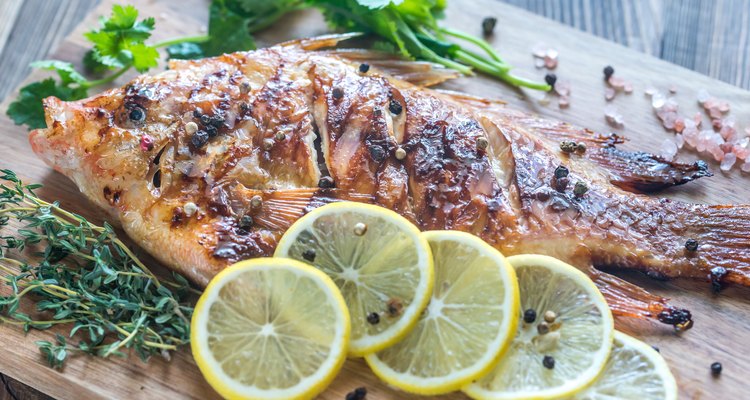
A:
152;35;211;48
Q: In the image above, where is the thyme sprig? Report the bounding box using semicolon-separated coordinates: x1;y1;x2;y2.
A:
0;170;195;368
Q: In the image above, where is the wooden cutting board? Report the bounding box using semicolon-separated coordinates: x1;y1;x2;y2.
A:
1;0;748;398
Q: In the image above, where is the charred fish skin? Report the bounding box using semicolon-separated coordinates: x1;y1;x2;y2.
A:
29;36;749;329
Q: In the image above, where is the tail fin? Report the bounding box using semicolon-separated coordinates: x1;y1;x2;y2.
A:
680;204;750;287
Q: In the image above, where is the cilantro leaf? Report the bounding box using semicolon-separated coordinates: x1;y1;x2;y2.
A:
83;50;109;74
29;61;87;85
6;79;88;129
200;0;256;57
84;4;158;71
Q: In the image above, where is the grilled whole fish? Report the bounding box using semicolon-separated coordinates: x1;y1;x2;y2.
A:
30;35;750;329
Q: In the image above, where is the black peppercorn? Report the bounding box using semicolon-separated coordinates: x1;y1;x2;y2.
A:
200;113;212;126
318;176;335;188
332;87;344;99
302;248;316;262
542;355;555;369
651;345;660;353
544;73;557;88
603;65;615;80
481;17;497;36
685;238;699;252
389;99;403;115
366;312;380;325
710;266;727;293
369;145;386;162
359;63;370;73
345;387;367;400
554;165;569;179
523;308;537;323
711;362;722;376
238;215;253;230
190;130;209;149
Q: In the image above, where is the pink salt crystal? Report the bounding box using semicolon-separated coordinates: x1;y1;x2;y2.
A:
604;87;616;101
734;138;750;160
720;125;737;142
651;93;666;109
558;96;570;108
741;161;750;172
675;134;685;149
664;98;679;112
683;128;699;148
624;83;633;93
546;48;559;59
554;81;571;96
712;118;723;130
720;142;734;153
645;87;658;96
674;117;685;133
663;112;677;130
659;139;678;160
694;112;702;125
608;76;626;89
718;102;730;113
535;58;545;68
703;98;717;109
712;146;726;162
544;56;558;69
720;153;736;171
709;107;723;119
669;85;678;93
696;130;713;152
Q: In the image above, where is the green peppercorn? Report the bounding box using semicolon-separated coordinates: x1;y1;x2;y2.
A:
560;141;577;153
573;181;589;197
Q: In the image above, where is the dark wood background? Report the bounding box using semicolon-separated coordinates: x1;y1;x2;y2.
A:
1;0;749;398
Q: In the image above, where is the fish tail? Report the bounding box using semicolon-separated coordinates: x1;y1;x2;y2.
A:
588;268;693;330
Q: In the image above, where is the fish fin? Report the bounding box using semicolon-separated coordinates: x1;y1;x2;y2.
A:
588;268;693;330
278;33;363;51
588;146;712;193
233;186;373;231
323;49;461;86
679;204;750;287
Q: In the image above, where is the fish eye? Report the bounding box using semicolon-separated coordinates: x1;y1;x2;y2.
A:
125;103;147;124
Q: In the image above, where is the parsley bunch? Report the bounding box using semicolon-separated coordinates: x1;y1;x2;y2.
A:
7;5;209;130
0;170;195;368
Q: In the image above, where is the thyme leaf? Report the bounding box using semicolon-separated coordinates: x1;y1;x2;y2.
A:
0;170;196;369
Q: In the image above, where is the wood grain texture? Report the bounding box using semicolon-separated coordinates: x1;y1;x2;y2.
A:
0;0;749;399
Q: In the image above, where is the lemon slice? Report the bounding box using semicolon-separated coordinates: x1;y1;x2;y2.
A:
275;202;433;356
365;230;520;395
191;258;350;400
571;331;677;400
464;254;614;400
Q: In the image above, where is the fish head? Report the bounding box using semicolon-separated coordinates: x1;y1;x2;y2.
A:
28;50;322;220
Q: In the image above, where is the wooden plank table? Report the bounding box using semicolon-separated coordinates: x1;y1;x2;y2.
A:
0;0;749;398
